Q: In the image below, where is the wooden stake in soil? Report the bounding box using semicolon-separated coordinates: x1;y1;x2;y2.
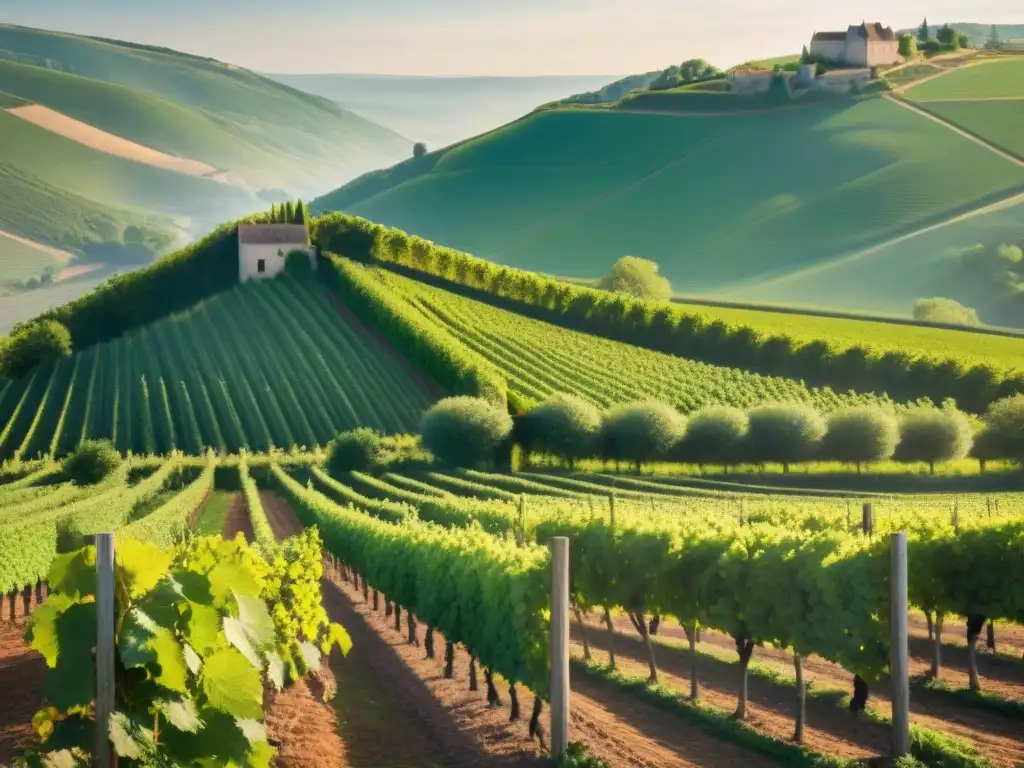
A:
862;503;873;537
793;654;806;743
549;536;570;759
890;531;910;759
96;533;116;768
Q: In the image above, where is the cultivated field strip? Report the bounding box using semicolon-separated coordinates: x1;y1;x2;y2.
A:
0;278;433;459
386;270;900;412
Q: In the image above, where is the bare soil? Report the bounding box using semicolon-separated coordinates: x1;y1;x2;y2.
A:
588;612;1024;767
7;105;221;177
0;592;46;764
261;491;783;768
222;491;254;542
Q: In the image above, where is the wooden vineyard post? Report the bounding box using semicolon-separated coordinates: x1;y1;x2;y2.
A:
96;533;116;767
862;503;873;537
550;537;570;759
890;532;910;759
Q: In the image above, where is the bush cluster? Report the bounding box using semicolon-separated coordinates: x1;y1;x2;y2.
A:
309;213;1023;414
501;393;1024;473
62;439;121;485
420;397;513;469
0;319;72;379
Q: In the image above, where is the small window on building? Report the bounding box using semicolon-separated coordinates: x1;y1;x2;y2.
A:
257;259;266;274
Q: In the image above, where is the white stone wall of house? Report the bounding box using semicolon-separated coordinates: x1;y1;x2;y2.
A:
239;243;316;282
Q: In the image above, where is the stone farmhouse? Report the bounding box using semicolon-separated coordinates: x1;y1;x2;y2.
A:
237;224;315;282
810;22;902;67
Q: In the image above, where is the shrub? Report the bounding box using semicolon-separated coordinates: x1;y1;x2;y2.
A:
597;256;671;301
913;297;980;327
326;428;385;475
0;319;72;379
747;403;825;472
284;249;314;278
978;394;1024;461
899;34;918;58
599;401;686;472
895;407;974;473
524;393;602;467
413;142;428;157
62;439;121;485
674;406;748;469
822;406;900;471
420;397;513;469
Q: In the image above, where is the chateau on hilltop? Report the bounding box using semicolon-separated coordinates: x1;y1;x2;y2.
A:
810;22;902;67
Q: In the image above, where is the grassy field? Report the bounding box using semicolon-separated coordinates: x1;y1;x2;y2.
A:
0;25;410;189
905;58;1024;100
0;277;433;460
0;269;112;335
914;99;1024;159
315;98;1024;294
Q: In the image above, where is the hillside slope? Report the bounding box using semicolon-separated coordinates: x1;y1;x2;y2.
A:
0;24;411;190
312;97;1024;300
0;277;433;459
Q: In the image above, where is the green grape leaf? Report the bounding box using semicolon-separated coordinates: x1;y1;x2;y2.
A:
236;718;267;745
321;623;352;657
298;642;321;673
265;651;285;692
42;603;96;710
173;569;214;606
247;738;277;768
201;648;263;720
162;708;251;766
234;592;275;650
186;603;222;655
118;609;157;669
29;749;79;768
208;562;261;606
137;581;184;630
149;627;188;693
223;617;261;668
116;539;173;599
46;548;96;600
155;697;203;733
26;593;74;666
41;713;92;752
108;712;153;760
183;644;203;677
117;608;188;692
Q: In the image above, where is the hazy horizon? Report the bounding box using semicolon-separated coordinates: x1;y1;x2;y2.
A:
4;1;1022;76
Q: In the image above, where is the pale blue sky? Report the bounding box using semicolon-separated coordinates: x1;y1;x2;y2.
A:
3;0;1020;75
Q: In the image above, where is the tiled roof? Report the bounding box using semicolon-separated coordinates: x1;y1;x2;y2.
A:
237;224;309;245
853;22;896;41
812;31;848;42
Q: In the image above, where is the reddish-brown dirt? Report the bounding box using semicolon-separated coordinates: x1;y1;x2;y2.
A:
222;492;254;542
261;491;783;768
0;592;46;764
586;612;1024;767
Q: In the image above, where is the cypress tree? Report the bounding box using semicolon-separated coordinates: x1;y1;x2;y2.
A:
294;199;306;224
269;203;278;222
284;201;295;222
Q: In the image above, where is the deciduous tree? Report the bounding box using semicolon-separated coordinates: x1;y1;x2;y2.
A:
421;397;513;469
598;256;672;301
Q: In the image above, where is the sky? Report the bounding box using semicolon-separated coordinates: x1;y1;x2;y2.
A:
3;0;1022;76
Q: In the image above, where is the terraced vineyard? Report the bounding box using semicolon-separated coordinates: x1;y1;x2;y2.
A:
372;267;906;412
0;277;432;459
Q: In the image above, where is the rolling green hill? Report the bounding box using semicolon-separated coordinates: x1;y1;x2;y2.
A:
0;276;432;460
0;24;410;190
905;58;1024;100
312;97;1024;296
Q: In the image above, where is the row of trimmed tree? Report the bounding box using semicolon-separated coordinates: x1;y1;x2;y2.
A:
418;393;1024;473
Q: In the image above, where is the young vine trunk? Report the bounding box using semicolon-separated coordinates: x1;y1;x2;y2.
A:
987;621;996;652
573;607;591;661
444;642;455;679
649;614;661;635
683;624;699;699
408;613;418;646
485;668;501;706
931;613;944;678
603;607;616;670
793;654;805;743
529;697;543;740
372;589;379;611
394;605;402;632
509;684;520;720
967;614;985;691
733;636;755;720
632;612;658;684
468;655;478;691
425;626;435;659
926;611;933;640
850;675;869;713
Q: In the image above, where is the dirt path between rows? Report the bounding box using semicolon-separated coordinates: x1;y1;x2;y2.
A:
261;491;782;768
587;613;1024;766
222;492;254;542
0;593;46;764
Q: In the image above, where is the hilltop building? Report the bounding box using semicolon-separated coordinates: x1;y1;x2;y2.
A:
810;22;902;67
238;224;315;282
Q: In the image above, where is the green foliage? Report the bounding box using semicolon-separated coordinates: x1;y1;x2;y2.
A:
977;394;1024;460
0;278;430;458
896;407;974;470
598;401;686;468
747;404;825;469
913;297;981;327
899;35;919;57
420;396;513;469
551;741;612;768
597;256;672;301
326;428;385;476
19;533;348;767
0;319;71;379
413;142;428;157
306;212;1024;414
521;393;602;465
283;250;313;279
674;405;749;466
822;406;900;468
61;439;120;486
